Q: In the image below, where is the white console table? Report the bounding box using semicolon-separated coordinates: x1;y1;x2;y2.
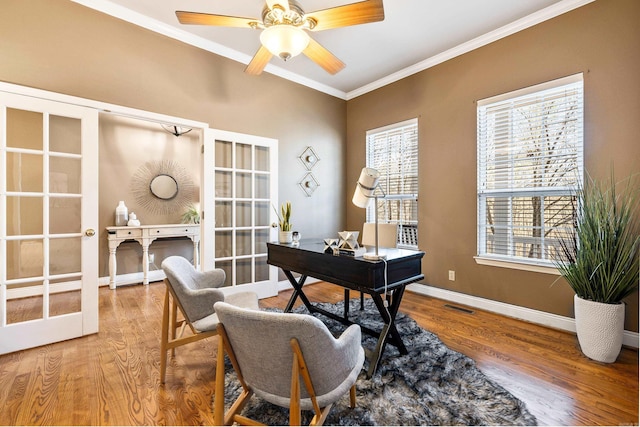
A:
106;224;200;289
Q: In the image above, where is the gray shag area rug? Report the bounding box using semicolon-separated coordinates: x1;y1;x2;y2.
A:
218;298;537;426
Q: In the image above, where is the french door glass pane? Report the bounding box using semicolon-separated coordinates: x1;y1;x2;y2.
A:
215;201;232;227
217;260;232;287
49;286;82;317
7;281;43;324
50;237;82;275
215;231;232;258
50;197;81;234
215;171;231;197
236;143;251;170
255;174;269;198
236;172;251;198
215;140;232;168
49;157;81;193
255;146;269;171
256;257;269;281
49;115;81;154
236;201;251;227
6;239;43;280
255;202;270;227
255;229;269;254
6;196;43;236
237;258;252;285
237;230;251;256
7;108;42;150
6;152;43;192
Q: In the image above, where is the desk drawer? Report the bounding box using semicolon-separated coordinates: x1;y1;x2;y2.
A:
149;226;197;237
115;228;142;238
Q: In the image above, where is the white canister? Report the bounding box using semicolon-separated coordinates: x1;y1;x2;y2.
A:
115;201;129;226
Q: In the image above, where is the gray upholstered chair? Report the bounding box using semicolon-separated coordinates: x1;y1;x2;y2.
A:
213;301;365;426
160;256;259;383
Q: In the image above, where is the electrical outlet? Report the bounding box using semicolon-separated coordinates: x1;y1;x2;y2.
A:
448;270;455;281
148;252;155;265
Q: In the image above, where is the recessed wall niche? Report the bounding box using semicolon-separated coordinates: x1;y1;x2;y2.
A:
98;114;201;279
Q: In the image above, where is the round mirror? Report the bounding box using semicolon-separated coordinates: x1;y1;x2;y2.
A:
150;174;178;200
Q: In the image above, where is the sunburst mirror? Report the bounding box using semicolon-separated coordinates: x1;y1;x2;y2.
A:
130;160;196;215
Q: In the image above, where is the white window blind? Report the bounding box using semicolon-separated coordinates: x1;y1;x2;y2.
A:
366;118;418;247
477;74;584;266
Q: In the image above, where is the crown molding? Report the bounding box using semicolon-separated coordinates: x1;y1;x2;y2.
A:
70;0;348;99
346;0;595;100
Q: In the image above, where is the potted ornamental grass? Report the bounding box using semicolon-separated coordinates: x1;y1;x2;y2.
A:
274;201;293;243
554;172;639;363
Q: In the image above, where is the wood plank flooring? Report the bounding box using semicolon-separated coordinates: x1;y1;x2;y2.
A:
0;281;637;425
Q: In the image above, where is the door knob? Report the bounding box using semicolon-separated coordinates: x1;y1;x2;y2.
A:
85;228;96;237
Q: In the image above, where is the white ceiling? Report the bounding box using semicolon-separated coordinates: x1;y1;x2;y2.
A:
73;0;592;99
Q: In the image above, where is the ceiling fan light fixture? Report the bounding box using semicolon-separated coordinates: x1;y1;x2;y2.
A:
260;25;309;61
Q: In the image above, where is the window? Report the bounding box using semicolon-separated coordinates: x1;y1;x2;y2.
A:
476;74;584;268
366;118;418;248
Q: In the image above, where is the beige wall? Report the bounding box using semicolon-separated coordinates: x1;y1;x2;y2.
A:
346;0;640;331
0;0;347;276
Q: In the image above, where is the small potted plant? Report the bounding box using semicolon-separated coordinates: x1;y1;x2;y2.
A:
274;201;293;243
181;203;200;224
554;172;639;363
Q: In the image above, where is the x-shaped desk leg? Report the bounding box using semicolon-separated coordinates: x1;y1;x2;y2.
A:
283;270;311;313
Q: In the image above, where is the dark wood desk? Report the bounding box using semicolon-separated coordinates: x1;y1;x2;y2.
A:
267;240;424;376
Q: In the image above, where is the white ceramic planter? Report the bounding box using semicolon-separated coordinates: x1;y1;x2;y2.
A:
574;295;625;363
279;230;293;244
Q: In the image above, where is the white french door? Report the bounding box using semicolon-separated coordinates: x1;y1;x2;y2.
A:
0;92;99;354
202;129;278;298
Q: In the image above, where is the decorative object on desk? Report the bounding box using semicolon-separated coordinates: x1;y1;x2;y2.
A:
291;231;300;245
160;123;192;137
181;203;201;224
337;230;365;256
553;172;639;363
273;201;293;243
115;200;128;226
298;146;319;170
352;167;386;260
298;172;319;197
127;212;141;227
323;238;339;252
130;160;195;216
221;299;537;426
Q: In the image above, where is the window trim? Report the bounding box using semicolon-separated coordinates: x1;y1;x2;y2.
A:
476;73;584;270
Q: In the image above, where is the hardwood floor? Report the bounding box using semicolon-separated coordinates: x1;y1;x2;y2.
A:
0;281;637;425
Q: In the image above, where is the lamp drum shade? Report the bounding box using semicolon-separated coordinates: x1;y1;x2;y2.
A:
352;167;381;208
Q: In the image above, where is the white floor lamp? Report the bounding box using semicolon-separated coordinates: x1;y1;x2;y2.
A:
352;167;386;261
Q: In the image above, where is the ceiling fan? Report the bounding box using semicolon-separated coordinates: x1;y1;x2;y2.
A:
176;0;384;75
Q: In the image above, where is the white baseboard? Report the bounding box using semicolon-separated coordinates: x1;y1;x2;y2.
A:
407;283;639;349
98;270;166;287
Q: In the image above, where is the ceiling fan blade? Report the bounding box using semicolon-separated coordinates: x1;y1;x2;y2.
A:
176;11;258;28
303;37;345;75
306;0;384;31
266;0;290;11
245;45;273;75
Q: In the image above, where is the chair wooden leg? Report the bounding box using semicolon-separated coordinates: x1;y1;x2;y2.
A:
160;287;170;384
349;384;356;408
214;334;226;425
290;351;301;426
170;297;178;357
